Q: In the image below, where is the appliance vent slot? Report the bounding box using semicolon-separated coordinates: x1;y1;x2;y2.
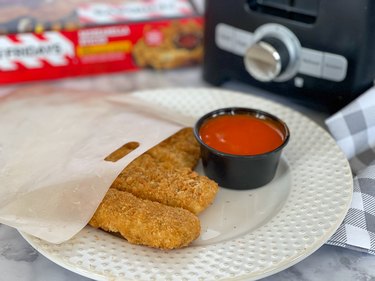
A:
247;0;319;24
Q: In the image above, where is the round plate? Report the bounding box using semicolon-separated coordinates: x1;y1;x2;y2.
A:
20;88;353;281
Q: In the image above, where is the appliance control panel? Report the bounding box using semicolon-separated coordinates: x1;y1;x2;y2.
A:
215;23;348;83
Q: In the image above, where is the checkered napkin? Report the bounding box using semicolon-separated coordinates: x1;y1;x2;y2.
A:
325;86;375;254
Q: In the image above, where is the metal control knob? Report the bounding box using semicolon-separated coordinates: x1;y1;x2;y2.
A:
244;37;290;82
243;24;301;82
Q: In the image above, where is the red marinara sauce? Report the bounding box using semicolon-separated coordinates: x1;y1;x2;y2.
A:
199;114;285;155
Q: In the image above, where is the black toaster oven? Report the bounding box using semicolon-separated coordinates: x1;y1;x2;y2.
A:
202;0;375;112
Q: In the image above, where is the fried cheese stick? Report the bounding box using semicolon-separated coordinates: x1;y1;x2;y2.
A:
111;128;219;214
112;154;218;214
89;189;200;250
146;127;201;169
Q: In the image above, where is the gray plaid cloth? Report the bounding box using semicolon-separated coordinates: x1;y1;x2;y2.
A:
325;87;375;254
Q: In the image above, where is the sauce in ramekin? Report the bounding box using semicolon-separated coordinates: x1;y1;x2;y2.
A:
199;114;285;156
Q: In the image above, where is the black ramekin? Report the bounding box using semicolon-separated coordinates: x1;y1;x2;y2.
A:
193;107;290;190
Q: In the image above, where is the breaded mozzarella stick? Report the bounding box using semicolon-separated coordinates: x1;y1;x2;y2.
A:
89;189;200;250
110;128;219;214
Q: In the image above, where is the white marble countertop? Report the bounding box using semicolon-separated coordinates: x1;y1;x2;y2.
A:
1;67;375;281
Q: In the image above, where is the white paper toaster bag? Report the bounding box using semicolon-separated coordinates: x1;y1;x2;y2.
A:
0;86;182;243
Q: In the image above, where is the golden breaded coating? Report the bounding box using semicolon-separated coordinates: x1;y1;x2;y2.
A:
111;154;218;214
110;127;218;214
146;127;201;170
104;141;139;162
89;189;200;250
104;128;200;167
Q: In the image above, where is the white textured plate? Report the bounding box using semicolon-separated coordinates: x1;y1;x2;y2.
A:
20;88;353;281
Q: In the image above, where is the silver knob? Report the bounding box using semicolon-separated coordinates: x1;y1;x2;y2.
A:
244;41;282;82
243;24;302;82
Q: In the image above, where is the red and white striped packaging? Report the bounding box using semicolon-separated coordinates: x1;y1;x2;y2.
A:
0;0;203;84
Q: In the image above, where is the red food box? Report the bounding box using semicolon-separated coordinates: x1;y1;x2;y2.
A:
0;0;203;84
